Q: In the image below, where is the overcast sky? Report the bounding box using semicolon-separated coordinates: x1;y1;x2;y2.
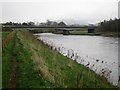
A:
0;0;119;25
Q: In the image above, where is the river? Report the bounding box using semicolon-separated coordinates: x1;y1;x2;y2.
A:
35;33;119;86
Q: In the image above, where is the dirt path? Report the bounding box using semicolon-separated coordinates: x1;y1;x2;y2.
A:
7;33;18;88
7;56;18;88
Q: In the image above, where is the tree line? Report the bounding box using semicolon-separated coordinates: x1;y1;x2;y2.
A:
98;18;119;32
2;20;67;27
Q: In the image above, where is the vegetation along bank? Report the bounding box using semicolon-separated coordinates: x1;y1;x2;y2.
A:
2;30;118;88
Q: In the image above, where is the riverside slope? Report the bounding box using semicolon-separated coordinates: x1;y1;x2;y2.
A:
2;30;117;88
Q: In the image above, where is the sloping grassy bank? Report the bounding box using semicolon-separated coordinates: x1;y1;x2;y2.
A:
2;30;117;88
69;30;101;36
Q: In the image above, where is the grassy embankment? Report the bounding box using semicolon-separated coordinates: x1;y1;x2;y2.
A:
69;28;100;36
69;28;119;37
2;30;117;88
100;32;120;37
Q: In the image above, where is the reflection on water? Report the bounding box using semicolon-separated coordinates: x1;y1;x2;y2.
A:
35;33;119;86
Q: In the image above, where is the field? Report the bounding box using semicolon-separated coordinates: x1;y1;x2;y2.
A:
2;30;118;88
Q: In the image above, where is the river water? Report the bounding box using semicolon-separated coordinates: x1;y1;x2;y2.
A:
35;33;119;86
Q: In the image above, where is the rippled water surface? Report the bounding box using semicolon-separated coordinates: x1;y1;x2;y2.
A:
35;33;119;86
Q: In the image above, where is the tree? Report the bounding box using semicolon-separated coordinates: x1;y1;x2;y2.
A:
46;20;52;26
58;21;66;26
27;21;35;26
98;18;119;32
22;22;28;26
4;21;13;25
12;23;19;26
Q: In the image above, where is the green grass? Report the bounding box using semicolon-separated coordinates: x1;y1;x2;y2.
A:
2;32;14;88
2;32;10;38
34;43;113;87
15;33;55;88
2;30;118;88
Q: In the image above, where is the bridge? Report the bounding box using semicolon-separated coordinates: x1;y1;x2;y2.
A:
2;25;98;29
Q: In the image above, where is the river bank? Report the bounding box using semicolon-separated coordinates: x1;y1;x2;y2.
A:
100;32;119;37
2;30;117;88
36;33;118;86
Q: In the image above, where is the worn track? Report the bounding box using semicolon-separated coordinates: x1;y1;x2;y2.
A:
7;32;18;88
